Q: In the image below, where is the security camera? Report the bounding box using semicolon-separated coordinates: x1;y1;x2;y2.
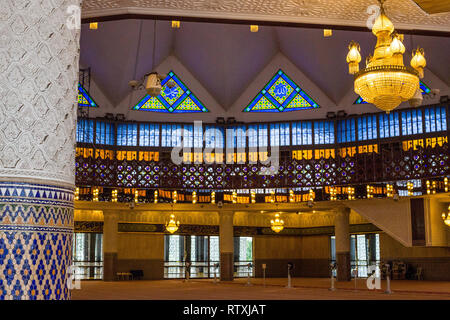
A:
128;80;140;89
145;72;164;97
217;201;223;209
408;88;423;107
431;88;440;96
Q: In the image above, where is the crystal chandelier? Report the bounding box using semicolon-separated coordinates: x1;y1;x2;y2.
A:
346;0;427;113
270;213;285;233
442;205;450;227
165;213;180;234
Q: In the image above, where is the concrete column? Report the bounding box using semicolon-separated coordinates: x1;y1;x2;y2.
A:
103;211;119;281
219;211;234;281
0;0;80;300
335;207;351;281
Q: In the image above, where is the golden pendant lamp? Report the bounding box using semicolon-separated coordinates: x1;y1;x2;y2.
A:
165;213;180;234
270;213;285;233
346;0;427;113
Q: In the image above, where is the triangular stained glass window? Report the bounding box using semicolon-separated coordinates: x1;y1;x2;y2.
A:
244;69;320;112
132;71;209;113
354;81;431;104
78;83;98;107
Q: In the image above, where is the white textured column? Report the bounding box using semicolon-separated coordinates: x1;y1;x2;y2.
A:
334;207;351;281
0;0;80;300
219;210;234;281
102;211;119;281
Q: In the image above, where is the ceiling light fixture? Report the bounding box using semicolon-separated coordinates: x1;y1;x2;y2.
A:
166;206;180;234
346;0;426;113
270;213;284;233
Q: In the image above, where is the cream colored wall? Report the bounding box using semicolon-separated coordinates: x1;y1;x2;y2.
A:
380;233;450;259
117;233;164;260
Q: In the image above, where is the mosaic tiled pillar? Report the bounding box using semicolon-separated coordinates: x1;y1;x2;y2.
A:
0;0;80;300
219;211;234;281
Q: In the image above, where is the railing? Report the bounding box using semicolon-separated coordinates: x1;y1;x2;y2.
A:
234;261;254;278
73;261;103;280
163;261;220;279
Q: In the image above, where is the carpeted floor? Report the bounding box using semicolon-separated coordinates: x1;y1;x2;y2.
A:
71;277;450;300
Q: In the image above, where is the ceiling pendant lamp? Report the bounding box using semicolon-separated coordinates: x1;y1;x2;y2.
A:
270;213;284;233
166;206;180;234
346;0;427;113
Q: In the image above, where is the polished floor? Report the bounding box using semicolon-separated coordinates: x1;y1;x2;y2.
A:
72;278;450;300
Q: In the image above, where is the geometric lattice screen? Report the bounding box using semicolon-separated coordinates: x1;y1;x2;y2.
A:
244;69;320;112
354;81;432;104
78;83;98;107
132;71;209;113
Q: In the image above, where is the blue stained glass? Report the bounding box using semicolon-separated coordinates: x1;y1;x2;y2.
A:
441;107;447;131
183;125;193;148
378;112;400;138
402;109;424;135
117;123;137;146
258;124;268;147
78;83;98;108
139;123;160;147
205;126;224;149
132;71;209;113
244;69;320;112
280;123;290;146
76;119;94;143
96;121;114;145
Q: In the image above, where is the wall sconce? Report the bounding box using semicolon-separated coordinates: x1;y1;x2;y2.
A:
92;188;99;202
442;205;450;227
324;29;332;37
172;20;181;29
112;189;118;202
250;25;259;32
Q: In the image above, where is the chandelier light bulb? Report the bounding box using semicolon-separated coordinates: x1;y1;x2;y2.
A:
346;41;361;74
411;47;426;78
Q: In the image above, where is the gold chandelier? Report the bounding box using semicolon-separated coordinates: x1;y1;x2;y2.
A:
165;213;180;234
442;205;450;227
346;0;426;113
270;213;285;233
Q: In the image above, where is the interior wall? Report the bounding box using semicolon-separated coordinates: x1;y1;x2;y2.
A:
117;233;165;280
253;235;330;278
380;233;450;281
